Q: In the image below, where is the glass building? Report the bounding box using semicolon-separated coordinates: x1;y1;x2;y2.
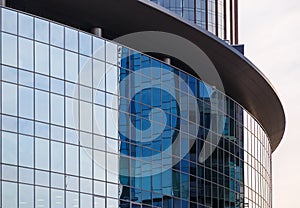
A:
0;1;285;208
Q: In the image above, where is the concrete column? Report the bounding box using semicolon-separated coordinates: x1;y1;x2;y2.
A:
163;57;171;65
0;0;6;6
91;27;102;37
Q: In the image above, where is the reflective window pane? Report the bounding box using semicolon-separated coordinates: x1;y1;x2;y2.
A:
93;36;105;61
51;141;65;173
35;138;49;170
66;51;78;82
2;33;17;67
19;135;34;167
79;32;92;56
18;13;34;38
19;37;34;70
19;184;34;208
1;8;17;34
2;82;17;116
66;144;79;175
50;46;64;79
50;23;64;48
35;90;49;122
2;132;17;165
35;42;50;75
2;66;17;83
51;189;64;208
106;41;118;64
35;187;49;208
51;94;64;126
35;18;49;43
2;182;17;207
19;70;34;87
65;27;78;52
19;86;34;119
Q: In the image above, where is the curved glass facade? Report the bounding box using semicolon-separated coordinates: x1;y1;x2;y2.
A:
0;7;271;208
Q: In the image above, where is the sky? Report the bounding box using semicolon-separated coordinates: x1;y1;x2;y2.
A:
239;0;300;207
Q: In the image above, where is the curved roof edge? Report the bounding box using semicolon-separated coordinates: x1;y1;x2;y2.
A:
7;0;285;151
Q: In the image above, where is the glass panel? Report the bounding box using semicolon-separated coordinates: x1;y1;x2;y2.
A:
80;194;92;208
80;178;92;193
80;147;92;178
93;150;105;180
35;170;49;186
1;8;17;34
19;184;34;208
51;125;64;142
2;132;17;165
93;105;105;135
2;33;17;67
2;66;17;83
66;144;79;175
35;18;49;43
19;70;34;87
51;189;64;208
65;175;79;191
51;141;65;173
93;59;105;90
18;13;34;38
94;197;105;208
35;138;49;170
19;86;34;119
94;180;106;196
50;23;64;48
51;78;64;95
19;37;34;70
35;41;50;75
80;101;92;132
106;64;118;94
2;82;17;116
50;46;64;79
19;167;34;184
35;73;49;91
2;115;18;132
66;51;78;82
66;192;79;208
35;187;49;208
2;164;17;181
79;32;92;56
65;27;78;52
19;135;34;167
51;94;64;126
35;89;50;122
2;182;17;207
92;36;105;61
79;55;92;87
19;118;34;135
106;41;118;65
106;153;119;183
51;173;64;189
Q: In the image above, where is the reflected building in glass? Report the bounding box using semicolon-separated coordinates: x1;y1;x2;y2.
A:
0;1;285;208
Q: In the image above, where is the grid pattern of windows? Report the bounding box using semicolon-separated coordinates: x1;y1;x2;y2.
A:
150;0;224;40
0;7;271;208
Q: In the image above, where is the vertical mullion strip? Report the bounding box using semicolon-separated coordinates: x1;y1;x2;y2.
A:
234;0;239;44
224;0;227;40
215;0;218;37
205;0;208;30
194;0;196;24
230;0;233;44
0;7;3;207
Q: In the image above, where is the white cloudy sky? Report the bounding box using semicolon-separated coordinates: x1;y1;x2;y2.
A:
239;0;300;207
